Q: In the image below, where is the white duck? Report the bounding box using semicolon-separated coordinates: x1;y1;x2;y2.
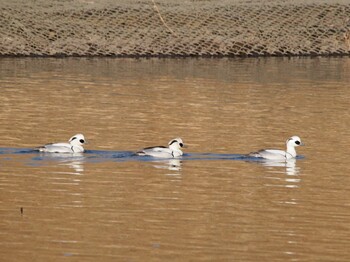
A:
137;138;185;158
37;134;86;153
248;136;304;160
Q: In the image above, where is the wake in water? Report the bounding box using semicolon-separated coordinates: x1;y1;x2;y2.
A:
0;147;304;173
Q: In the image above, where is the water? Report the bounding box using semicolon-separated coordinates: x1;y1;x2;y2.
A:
0;57;350;261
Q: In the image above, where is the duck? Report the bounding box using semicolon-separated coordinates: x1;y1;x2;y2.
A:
137;137;185;158
248;136;304;160
37;134;86;153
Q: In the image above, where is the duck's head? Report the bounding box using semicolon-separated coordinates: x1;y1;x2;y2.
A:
286;136;304;147
168;137;185;150
69;134;86;146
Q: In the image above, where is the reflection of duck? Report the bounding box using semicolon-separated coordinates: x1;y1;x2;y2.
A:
153;159;182;171
248;136;304;160
62;160;85;173
36;134;86;153
137;138;185;158
37;152;85;173
258;158;299;176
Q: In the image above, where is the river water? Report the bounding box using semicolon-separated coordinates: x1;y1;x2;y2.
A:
0;57;350;261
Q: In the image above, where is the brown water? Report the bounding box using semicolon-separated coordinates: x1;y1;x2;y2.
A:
0;57;350;261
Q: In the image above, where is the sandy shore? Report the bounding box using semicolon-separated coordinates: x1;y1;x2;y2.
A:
0;0;349;56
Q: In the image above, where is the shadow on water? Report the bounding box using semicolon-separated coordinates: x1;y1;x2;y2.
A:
0;147;244;162
0;147;304;170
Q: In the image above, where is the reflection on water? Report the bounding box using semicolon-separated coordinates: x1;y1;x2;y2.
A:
256;158;300;176
37;153;86;174
152;159;182;173
1;57;350;262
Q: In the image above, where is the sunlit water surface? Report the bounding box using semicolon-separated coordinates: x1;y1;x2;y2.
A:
0;57;350;261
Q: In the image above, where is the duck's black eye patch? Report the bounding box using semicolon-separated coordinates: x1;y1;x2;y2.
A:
295;141;300;145
179;143;184;147
80;139;85;144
